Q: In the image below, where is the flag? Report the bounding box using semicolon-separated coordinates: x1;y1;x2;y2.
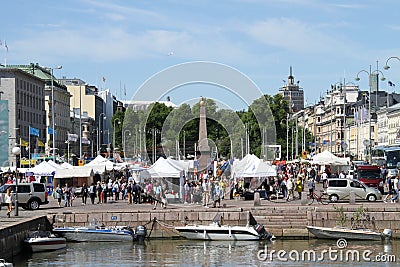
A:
37;139;45;147
20;139;29;147
4;40;8;52
48;127;57;135
29;126;39;137
102;76;106;83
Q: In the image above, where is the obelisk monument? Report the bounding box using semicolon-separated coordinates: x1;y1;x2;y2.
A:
198;97;210;172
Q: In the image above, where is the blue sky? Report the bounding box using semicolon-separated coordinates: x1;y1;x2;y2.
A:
2;0;400;110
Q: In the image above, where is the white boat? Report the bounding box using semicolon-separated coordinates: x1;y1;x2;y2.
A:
24;231;66;252
53;225;136;242
0;259;13;267
175;212;275;241
307;226;392;241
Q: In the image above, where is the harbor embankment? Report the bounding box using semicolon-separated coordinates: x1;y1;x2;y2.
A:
1;198;400;259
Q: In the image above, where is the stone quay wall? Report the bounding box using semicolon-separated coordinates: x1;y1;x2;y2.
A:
47;205;400;239
0;216;51;259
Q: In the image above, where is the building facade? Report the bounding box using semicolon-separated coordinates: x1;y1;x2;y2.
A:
0;68;46;166
278;67;304;113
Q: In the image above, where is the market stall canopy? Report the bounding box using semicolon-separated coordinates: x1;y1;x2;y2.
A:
46;160;63;170
60;162;74;169
232;154;277;178
311;150;350;165
27;161;59;176
54;166;94;179
145;157;183;178
86;155;114;172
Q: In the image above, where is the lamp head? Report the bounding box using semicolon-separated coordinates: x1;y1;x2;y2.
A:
384;65;390;70
381;77;386;81
355;77;360;81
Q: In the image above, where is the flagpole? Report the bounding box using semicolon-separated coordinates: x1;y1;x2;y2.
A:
4;40;7;67
28;127;31;168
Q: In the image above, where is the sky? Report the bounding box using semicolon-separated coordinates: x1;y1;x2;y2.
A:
2;0;400;111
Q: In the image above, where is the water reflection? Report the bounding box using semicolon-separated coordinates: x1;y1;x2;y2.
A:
13;239;399;267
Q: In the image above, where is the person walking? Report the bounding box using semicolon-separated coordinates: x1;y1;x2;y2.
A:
81;183;88;205
295;176;303;199
391;175;399;203
96;181;102;204
54;184;63;207
286;176;294;201
89;183;96;205
202;178;210;208
63;183;72;207
5;187;13;218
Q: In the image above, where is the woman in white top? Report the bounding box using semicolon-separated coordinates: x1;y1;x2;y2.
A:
5;187;13;218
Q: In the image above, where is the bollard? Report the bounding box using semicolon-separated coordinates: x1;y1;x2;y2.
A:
254;192;261;206
301;191;308;205
349;191;355;204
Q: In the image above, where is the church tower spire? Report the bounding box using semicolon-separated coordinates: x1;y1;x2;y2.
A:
288;66;294;86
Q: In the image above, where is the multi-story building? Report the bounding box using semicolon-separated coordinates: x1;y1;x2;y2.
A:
377;103;400;146
299;81;400;161
0;67;46;166
7;63;71;160
278;67;304;113
59;78;105;156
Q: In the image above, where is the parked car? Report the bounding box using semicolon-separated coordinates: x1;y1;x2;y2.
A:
326;178;381;203
0;183;49;210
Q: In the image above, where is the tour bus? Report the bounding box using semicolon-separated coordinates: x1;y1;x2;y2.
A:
372;146;400;169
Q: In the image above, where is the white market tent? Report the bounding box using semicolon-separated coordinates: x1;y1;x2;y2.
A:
27;161;59;176
311;150;350;165
54;166;94;179
145;157;184;178
54;166;95;187
60;162;74;169
232;154;277;178
86;155;114;172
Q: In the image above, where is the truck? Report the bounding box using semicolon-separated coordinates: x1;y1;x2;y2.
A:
355;165;384;194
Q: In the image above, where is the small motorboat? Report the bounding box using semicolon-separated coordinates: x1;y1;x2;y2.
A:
0;259;13;267
175;211;275;241
24;231;66;252
307;226;392;241
53;223;146;242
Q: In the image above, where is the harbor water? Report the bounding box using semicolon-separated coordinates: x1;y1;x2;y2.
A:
12;239;400;266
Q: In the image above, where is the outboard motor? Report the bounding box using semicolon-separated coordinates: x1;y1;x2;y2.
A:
254;223;274;240
135;225;147;242
383;229;392;240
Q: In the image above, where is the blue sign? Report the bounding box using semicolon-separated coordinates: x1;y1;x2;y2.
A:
111;216;117;221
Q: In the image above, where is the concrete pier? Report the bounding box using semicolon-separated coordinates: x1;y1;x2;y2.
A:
1;197;400;260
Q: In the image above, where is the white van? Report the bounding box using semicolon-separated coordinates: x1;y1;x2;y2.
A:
326;178;381;202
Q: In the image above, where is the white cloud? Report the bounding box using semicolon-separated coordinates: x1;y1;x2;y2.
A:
245;17;348;54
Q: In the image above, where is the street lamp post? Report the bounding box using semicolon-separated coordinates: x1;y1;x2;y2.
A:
47;65;62;162
12;145;21;216
113;118;121;157
123;129;131;161
384;56;400;108
355;66;386;163
98;113;106;156
280;115;289;160
79;83;82;159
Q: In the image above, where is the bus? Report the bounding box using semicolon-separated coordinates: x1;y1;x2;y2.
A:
371;146;400;169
